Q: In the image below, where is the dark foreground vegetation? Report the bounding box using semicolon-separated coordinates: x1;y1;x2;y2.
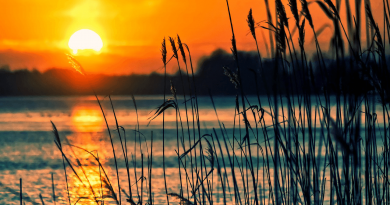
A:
42;0;390;204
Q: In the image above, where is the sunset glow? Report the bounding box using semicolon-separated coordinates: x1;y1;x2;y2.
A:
0;0;385;75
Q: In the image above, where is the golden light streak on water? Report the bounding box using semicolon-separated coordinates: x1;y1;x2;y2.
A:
72;106;104;132
65;106;118;204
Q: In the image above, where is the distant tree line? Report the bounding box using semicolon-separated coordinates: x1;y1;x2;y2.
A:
0;49;378;96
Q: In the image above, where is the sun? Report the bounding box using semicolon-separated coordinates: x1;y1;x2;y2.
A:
68;29;103;54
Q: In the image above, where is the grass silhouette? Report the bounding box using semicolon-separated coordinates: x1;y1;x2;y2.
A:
50;0;390;204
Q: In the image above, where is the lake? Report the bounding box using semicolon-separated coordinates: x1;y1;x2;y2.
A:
0;95;385;204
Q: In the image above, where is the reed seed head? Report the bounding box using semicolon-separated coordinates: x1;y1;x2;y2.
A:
276;24;287;54
247;9;257;40
324;0;338;18
288;0;299;27
205;139;214;168
299;18;306;49
51;121;61;148
169;36;178;59
223;66;240;89
230;38;238;58
177;35;187;64
67;54;86;76
276;0;289;28
300;0;313;28
161;38;167;65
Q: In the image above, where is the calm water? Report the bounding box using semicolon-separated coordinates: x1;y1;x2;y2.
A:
0;95;242;204
0;95;385;204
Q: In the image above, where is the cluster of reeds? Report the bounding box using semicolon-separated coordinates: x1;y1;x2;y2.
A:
50;0;390;204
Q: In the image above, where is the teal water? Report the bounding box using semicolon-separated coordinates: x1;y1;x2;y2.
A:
0;95;385;204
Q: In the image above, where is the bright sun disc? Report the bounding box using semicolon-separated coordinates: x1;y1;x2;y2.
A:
68;29;103;54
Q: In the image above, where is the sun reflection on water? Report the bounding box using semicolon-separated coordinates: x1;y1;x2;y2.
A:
72;106;104;132
65;106;118;204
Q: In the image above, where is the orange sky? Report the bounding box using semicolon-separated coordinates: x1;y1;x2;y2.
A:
0;0;384;75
